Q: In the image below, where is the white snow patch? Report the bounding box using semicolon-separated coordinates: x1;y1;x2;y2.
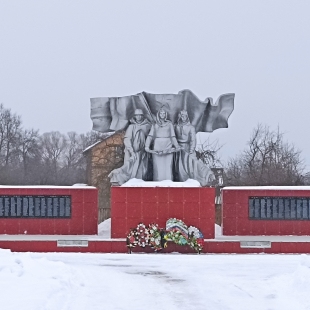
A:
224;186;310;190
0;185;95;189
0;249;84;310
82;132;116;153
98;218;111;238
2;251;310;309
82;140;101;152
121;178;201;187
215;224;222;237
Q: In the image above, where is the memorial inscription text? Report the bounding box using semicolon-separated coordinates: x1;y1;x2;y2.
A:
249;196;310;220
0;195;71;218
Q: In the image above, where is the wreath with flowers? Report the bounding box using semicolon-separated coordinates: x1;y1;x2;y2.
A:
148;223;166;251
126;218;204;254
136;223;149;248
188;226;204;253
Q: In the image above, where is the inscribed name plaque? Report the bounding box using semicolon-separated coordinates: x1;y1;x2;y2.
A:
0;196;71;218
249;197;310;220
57;240;89;247
240;241;271;248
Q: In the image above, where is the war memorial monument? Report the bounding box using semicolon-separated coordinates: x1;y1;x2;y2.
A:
90;89;235;186
90;90;235;248
2;89;310;254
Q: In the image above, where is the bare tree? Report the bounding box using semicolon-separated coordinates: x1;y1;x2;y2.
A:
17;129;40;183
60;132;88;185
36;131;103;185
64;132;83;168
195;137;222;167
33;131;107;185
0;104;22;167
0;104;23;183
0;103;108;185
224;124;305;186
39;132;67;184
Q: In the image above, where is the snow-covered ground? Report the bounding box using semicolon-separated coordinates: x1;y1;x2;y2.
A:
2;249;310;310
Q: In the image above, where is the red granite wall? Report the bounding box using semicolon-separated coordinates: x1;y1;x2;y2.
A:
222;188;310;236
0;187;98;235
111;187;215;239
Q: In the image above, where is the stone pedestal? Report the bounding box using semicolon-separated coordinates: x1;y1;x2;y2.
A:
111;186;215;239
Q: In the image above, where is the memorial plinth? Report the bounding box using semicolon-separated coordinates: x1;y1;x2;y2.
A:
111;186;215;239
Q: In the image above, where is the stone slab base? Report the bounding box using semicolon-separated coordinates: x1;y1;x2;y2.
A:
1;237;310;254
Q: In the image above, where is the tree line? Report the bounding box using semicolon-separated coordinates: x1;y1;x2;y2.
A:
195;123;307;186
0;103;307;187
0;103;103;185
224;124;307;186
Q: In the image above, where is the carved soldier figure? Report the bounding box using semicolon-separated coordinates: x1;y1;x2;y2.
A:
124;109;151;169
108;109;151;185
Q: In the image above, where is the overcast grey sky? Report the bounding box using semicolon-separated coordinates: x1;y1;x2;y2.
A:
1;1;310;166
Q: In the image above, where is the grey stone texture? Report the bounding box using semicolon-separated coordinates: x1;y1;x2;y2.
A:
91;90;234;186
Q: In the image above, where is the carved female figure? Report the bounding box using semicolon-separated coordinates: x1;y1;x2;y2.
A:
145;108;180;181
174;110;215;186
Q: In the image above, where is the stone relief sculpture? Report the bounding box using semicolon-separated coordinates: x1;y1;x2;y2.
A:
91;90;235;186
123;109;151;178
174;110;215;186
174;110;196;154
145;108;181;181
108;109;151;185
